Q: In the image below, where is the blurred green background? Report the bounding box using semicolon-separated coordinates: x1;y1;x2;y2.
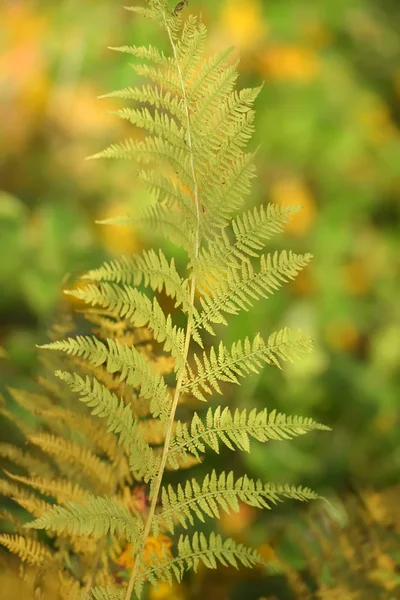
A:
0;0;399;590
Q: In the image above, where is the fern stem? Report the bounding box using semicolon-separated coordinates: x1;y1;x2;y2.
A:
124;13;201;600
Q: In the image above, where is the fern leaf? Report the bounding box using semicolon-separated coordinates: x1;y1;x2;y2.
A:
0;442;53;477
100;84;185;120
82;248;190;309
195;251;313;333
109;44;169;65
65;284;185;371
183;330;313;401
169;406;330;464
82;587;125;600
154;471;321;534
0;477;52;518
40;336;171;421
5;471;89;504
26;495;143;544
28;433;115;493
138;532;268;591
197;203;301;283
0;534;53;566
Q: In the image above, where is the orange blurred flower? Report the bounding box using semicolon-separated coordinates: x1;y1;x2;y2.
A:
259;44;319;82
116;535;173;571
219;502;256;537
270;179;316;236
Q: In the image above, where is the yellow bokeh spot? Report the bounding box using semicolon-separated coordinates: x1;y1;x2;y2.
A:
221;0;267;48
360;101;399;145
259;44;319;82
148;581;186;600
325;322;360;352
97;202;142;256
341;259;371;296
270;179;316;236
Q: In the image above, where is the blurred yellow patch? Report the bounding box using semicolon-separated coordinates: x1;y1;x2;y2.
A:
148;581;186;600
301;21;332;49
360;102;399;145
219;503;256;537
270;179;316;236
341;259;371;295
221;0;267;48
290;267;315;296
257;543;279;564
117;535;173;570
259;45;319;82
97;202;142;256
325;322;360;352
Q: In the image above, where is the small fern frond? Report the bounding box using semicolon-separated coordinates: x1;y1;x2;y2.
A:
195;251;313;333
28;433;115;493
82;249;189;309
183;330;313;401
40;337;171;421
66;285;185;370
109;44;169;65
197;203;301;281
5;471;89;504
55;372;136;451
83;587;125;600
26;496;143;544
0;534;53;566
154;471;320;534
169;407;330;463
138;532;268;592
0;442;53;477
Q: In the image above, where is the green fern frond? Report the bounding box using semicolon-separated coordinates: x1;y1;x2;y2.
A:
26;495;143;544
0;477;51;518
183;330;313;401
83;587;125;600
169;406;330;463
65;284;185;370
137;532;268;592
55;372;136;451
197;203;301;282
100;84;185;119
109;44;169;65
40;336;171;421
0;534;53;566
82;248;189;308
195;251;313;333
154;471;320;534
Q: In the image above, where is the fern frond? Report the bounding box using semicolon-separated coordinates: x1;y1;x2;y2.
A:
169;406;330;464
40;336;171;421
26;495;143;544
83;587;125;600
154;471;320;534
138;532;268;592
82;248;189;309
28;433;115;493
113;108;185;150
183;330;313;401
5;471;89;504
100;84;185;120
0;534;53;566
0;442;53;477
197;203;301;282
55;372;136;450
0;477;52;518
66;285;185;370
109;44;169;65
195;251;313;333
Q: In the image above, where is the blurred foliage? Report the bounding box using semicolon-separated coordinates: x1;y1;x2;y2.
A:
0;0;399;596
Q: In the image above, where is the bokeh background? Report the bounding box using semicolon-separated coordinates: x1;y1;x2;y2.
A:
1;0;399;597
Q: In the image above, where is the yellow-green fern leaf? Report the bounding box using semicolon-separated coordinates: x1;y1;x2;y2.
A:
0;534;53;566
26;495;143;544
154;471;321;534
